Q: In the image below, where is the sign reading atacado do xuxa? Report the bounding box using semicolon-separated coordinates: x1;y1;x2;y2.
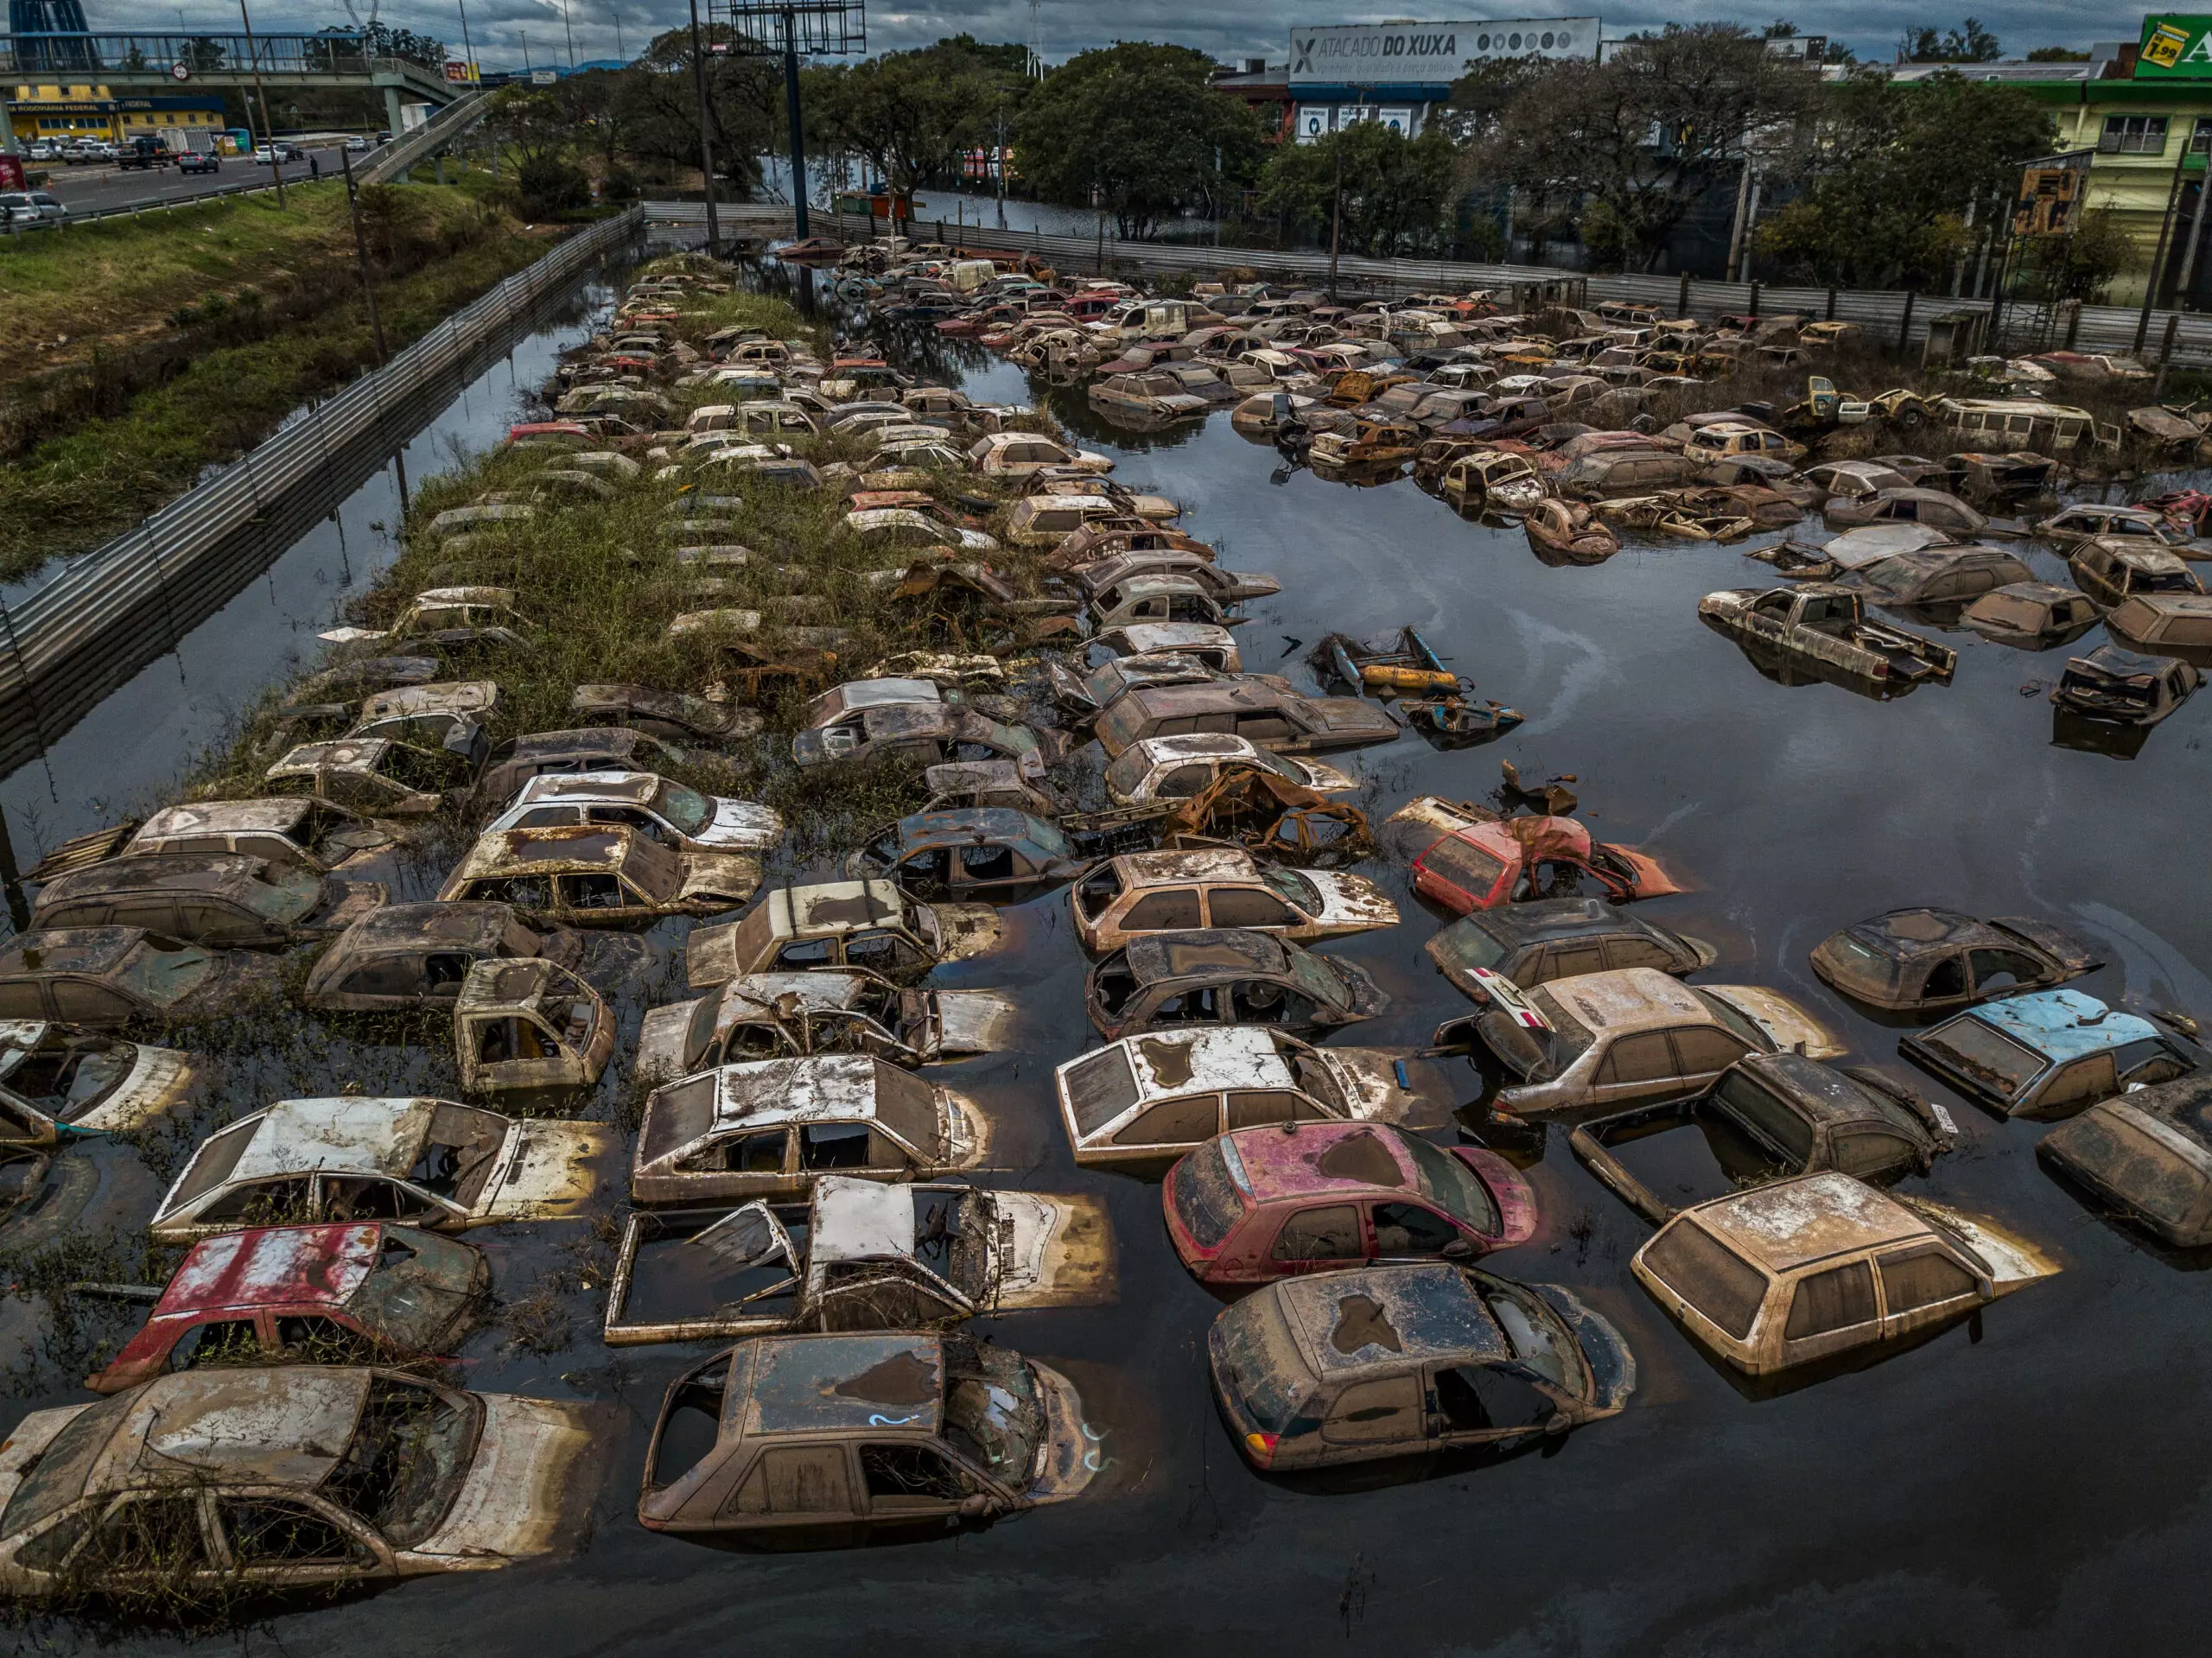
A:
1286;17;1599;85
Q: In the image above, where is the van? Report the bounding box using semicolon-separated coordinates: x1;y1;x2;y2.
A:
946;257;997;294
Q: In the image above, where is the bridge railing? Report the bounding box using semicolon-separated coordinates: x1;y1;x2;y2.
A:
0;32;445;79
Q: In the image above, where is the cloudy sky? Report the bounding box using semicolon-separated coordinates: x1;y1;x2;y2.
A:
132;0;2118;73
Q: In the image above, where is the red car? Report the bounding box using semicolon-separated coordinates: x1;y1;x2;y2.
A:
1412;815;1683;917
1163;1121;1536;1286
86;1222;488;1394
776;235;849;262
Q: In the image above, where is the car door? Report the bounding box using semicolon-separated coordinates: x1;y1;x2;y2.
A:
1318;1370;1425;1457
1668;1026;1752;1091
1428;1360;1558;1445
1205;884;1302;933
2030;1051;2119;1117
1109;1092;1223;1154
1369;1200;1464;1259
1873;1244;1986;1342
1776;1256;1881;1366
1967;947;2050;999
721;1443;863;1543
1589;1031;1678;1104
213;1496;383;1585
856;1441;978;1530
77;1491;221;1591
1266;1202;1366;1275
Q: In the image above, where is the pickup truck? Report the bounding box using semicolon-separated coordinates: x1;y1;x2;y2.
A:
115;137;168;170
1699;582;1958;685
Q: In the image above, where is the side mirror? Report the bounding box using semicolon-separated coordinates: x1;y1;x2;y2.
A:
1440;1238;1476;1261
1543;1411;1573;1437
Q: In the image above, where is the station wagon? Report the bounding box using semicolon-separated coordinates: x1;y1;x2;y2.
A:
2038;1075;2212;1246
1901;989;2196;1118
437;825;760;926
0;928;283;1031
634;969;1014;1081
29;854;385;950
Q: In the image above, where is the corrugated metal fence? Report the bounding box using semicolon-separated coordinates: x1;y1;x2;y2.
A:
651;200;2212;368
0;205;642;776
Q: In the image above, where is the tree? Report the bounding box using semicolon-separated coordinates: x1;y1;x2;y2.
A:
618;27;779;194
2015;208;2136;304
1457;24;1818;271
805;41;1011;209
1257;122;1463;257
1755;67;2056;288
1014;43;1268;238
1898;19;2003;62
2025;46;2091;61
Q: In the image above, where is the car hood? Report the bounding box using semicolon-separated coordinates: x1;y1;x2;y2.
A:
906;988;1019;1057
406;1395;607;1567
1531;1284;1637;1417
1023;1360;1104;1504
697;800;785;852
1285;756;1359;792
1319;958;1389;1022
1900;1198;2062;1295
1702;985;1845;1058
474;1121;612;1220
987;1191;1117;1310
1311;1047;1457;1129
1302;872;1402;933
633;1000;699;1083
66;1039;198;1134
1599;844;1687;899
677;852;764;908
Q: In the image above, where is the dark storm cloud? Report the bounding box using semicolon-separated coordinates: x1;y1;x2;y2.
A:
162;0;2115;71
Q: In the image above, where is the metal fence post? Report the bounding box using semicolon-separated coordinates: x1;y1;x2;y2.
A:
1825;287;1836;321
1677;270;1690;315
1897;289;1916;353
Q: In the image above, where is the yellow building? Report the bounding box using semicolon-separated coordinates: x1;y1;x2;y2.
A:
9;82;227;146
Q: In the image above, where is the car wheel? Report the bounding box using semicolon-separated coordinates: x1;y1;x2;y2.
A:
0;1153;97;1254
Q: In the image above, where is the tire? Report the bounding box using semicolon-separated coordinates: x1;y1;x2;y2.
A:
0;1153;99;1255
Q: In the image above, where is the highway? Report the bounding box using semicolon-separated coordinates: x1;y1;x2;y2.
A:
25;141;377;217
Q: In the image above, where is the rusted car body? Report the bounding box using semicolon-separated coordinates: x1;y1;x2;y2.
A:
848;808;1080;900
682;880;1001;988
480;771;782;854
1424;896;1711;996
634;969;1015;1082
1092;681;1398;759
1207;1264;1634;1470
472;728;690;817
1393;797;1682;916
1808;908;2100;1015
1163;1121;1535;1284
1961;582;2101;646
0;1369;602;1593
1568;1053;1955;1225
1085;930;1388;1040
1099;734;1352;804
303;901;644;1012
1071;847;1397;952
1901;989;2196;1120
453;958;613;1096
86;1222;489;1394
1821;487;1987;536
629;1056;987;1207
0;928;283;1031
1631;1172;2056;1375
2105;594;2212;663
0;1022;195;1150
436;825;761;926
116;798;391;875
29;854;384;950
149;1096;608;1241
602;1175;1113;1345
2050;645;2200;726
1700;585;1958;688
2068;539;2204;609
2038;1076;2212;1245
638;1332;1098;1545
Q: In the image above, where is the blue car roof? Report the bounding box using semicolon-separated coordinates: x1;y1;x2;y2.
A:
1957;989;2158;1063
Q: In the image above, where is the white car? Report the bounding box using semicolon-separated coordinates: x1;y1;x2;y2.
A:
346;133;370;152
843;507;999;552
478;770;783;854
1102;732;1356;807
0;192;66;226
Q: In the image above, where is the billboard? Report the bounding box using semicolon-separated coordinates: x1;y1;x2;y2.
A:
2138;14;2212;75
1287;18;1599;86
2014;149;2093;237
442;58;480;82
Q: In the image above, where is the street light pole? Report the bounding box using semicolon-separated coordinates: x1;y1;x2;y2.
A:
340;147;389;365
237;0;285;206
457;0;477;82
561;0;575;69
685;0;720;254
783;5;809;239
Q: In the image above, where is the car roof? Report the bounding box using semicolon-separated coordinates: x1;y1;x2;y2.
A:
229;1096;454;1183
0;926;154;977
1737;1052;1911;1133
890;808;1066;855
77;1368;378;1496
1840;907;2010;962
1457;894;1641;948
1113;846;1259;886
721;970;878;1018
703;1054;899;1128
1129;732;1257;763
136;797;321;838
41;853;285;904
337;900;518;953
1230;1121;1421;1204
775;879;910;937
155;1223;387;1317
1123;928;1290;984
455;824;652;879
737;1332;944;1439
1108;622;1236;651
1937;989;2159;1064
1090;1025;1296;1104
1539;967;1713;1033
1122;682;1288;717
512;772;663;810
1684;1170;1930;1274
810;1175;924;1265
1274;1264;1509;1376
457;956;575;1013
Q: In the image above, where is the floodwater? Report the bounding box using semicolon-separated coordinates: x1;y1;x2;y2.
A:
10;268;2212;1656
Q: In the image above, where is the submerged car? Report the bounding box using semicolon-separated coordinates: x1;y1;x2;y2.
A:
1425;897;1712;997
2038;1074;2212;1246
634;969;1015;1081
262;738;472;817
86;1223;489;1394
629;1056;987;1207
1053;1025;1458;1166
1085;930;1387;1040
792;703;1056;778
303;901;645;1012
106;798;391;875
0;928;283;1031
1631;1171;2056;1376
2049;645;2201;727
1092;683;1398;760
0;1369;600;1593
150;1096;607;1241
480;772;782;854
568;683;763;745
1395;800;1683;916
1700;585;1958;689
1808;908;2100;1015
682;880;1000;988
1569;1053;1955;1224
29;854;385;950
1163;1121;1535;1284
2106;594;2212;661
602;1175;1112;1345
1071;848;1397;953
1961;582;2101;647
848;809;1081;900
2068;538;2204;609
1900;988;2196;1119
1100;733;1355;805
436;825;760;926
453;958;613;1096
1834;547;2033;609
1207;1263;1634;1470
1453;966;1843;1121
0;1023;195;1152
639;1331;1098;1545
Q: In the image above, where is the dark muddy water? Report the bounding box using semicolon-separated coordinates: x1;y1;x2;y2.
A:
10;269;2212;1657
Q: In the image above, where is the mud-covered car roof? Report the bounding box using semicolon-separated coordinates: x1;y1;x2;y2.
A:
1122;928;1294;985
1684;1171;1931;1274
693;1054;928;1130
738;1332;944;1439
2062;644;2191;689
885;807;1071;859
0;926;173;977
1536;967;1713;1034
457;956;576;1013
486;727;652;765
1732;1052;1930;1134
1108;847;1270;886
1275;1264;1511;1375
1439;895;1656;950
136;797;346;837
1229;1121;1428;1204
327;900;534;954
1830;907;2042;964
226;1096;488;1183
35;852;308;905
152;1222;395;1314
452;824;664;880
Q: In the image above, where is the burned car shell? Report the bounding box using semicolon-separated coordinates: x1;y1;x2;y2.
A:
1052;1025;1455;1166
1425;896;1712;995
121;797;391;874
262;738;470;817
1569;1052;1956;1225
682;880;1001;988
149;1095;608;1241
454;957;613;1096
637;1331;1097;1544
601;1175;1113;1345
436;824;761;927
479;770;783;854
1162;1120;1536;1284
1100;731;1355;804
634;969;1016;1081
1809;907;2101;1015
791;703;1054;780
0;1368;602;1593
1408;811;1684;916
1071;847;1398;953
302;901;634;1012
1084;929;1388;1040
29;854;384;950
1700;584;1958;688
847;809;1081;900
2037;1075;2212;1246
1206;1263;1634;1471
1900;988;2197;1120
2050;645;2201;726
628;1056;986;1206
86;1222;489;1394
1092;682;1398;759
0;1021;195;1147
1631;1171;2056;1375
0;927;282;1032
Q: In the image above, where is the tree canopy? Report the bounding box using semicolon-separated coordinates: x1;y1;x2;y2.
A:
804;40;1019;199
1257;123;1463;257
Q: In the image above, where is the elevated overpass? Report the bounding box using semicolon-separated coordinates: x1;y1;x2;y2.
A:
3;32;460;131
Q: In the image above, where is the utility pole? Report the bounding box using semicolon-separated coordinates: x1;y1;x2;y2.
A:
237;0;285;206
1326;119;1344;297
561;0;575;69
782;4;809;238
995;110;1007;230
685;0;720;254
340;147;390;365
457;0;477;82
2177;118;2211;303
519;30;531;72
613;7;624;60
2137;124;2195;351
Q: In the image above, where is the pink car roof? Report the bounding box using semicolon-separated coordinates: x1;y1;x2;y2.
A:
1226;1121;1421;1204
150;1223;381;1319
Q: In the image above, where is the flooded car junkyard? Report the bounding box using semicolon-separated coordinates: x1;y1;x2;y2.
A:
3;236;2212;1653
